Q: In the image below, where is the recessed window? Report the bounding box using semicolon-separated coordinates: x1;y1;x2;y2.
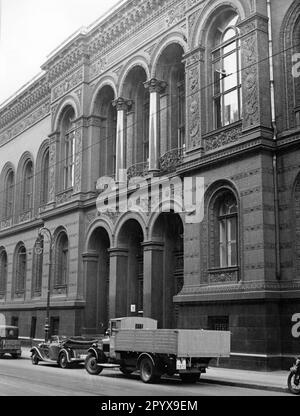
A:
0;250;7;295
212;14;241;129
4;170;14;219
55;232;69;287
218;193;238;268
208;316;229;331
22;161;33;212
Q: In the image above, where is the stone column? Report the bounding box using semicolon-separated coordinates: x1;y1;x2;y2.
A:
238;14;271;131
108;248;128;318
82;252;99;335
144;79;167;173
142;241;164;327
183;46;205;152
113;98;132;181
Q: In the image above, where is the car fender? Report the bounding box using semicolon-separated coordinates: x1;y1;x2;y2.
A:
30;346;45;361
58;348;72;363
87;347;102;360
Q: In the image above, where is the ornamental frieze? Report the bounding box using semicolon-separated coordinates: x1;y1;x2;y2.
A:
90;58;107;79
166;3;186;26
51;68;83;102
204;125;242;152
0;100;50;147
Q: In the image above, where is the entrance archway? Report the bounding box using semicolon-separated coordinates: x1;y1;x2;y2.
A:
84;227;111;335
151;213;184;328
115;219;144;317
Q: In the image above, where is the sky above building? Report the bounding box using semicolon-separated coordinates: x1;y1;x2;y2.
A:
0;0;121;105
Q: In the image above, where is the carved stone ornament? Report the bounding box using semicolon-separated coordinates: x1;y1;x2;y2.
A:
204;125;242;152
73;129;83;193
0;101;50;146
113;97;133;112
51;68;83;102
159;147;184;173
166;3;186;26
144;79;167;94
90;58;107;79
241;34;259;128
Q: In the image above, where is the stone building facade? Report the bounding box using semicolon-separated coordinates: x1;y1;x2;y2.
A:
0;0;300;370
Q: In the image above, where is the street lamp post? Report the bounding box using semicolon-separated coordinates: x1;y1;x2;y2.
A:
36;227;53;343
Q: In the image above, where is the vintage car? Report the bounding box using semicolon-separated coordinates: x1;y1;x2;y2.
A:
30;336;98;368
0;325;22;359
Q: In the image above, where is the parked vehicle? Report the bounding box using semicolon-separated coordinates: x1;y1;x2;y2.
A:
0;325;22;359
30;336;98;368
287;356;300;395
85;317;231;384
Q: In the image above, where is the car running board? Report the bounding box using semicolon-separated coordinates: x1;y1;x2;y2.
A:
97;363;120;368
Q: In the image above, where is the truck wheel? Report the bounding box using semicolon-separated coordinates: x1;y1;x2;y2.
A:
140;357;161;384
85;354;103;376
180;373;200;384
31;352;39;365
58;352;70;369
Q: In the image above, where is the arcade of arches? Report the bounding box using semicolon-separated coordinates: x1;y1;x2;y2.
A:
83;213;184;334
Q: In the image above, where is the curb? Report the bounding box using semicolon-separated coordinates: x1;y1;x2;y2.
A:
201;376;289;394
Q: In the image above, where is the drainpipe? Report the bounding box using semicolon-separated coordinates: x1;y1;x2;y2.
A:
267;0;280;280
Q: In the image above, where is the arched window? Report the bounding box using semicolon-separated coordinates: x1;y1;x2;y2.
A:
210;190;238;269
41;149;49;205
54;232;69;288
217;193;238;267
0;249;7;297
32;237;43;296
212;14;241;129
60;108;75;190
4;170;14;219
14;244;27;294
155;43;185;153
22;160;33;212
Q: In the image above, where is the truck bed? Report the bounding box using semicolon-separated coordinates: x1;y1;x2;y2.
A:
114;329;230;358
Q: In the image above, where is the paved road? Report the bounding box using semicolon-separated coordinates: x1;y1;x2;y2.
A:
0;356;290;396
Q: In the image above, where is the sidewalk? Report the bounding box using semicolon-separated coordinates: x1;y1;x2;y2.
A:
20;347;289;393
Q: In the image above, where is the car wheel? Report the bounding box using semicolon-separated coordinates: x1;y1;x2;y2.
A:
139;357;161;384
58;352;70;369
31;352;39;365
85;354;103;376
180;373;200;384
0;353;4;359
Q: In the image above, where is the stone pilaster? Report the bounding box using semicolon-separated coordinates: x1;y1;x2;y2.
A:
142;241;164;326
183;46;205;152
238;14;271;131
48;131;59;204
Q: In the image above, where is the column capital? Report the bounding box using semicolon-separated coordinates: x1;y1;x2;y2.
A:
144;78;168;94
113;97;133;112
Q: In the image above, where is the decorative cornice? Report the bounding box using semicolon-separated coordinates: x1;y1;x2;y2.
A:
0;100;50;147
0;75;50;132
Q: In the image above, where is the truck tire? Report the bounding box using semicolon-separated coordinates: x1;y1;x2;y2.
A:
85;354;103;376
180;373;200;384
58;352;70;369
139;357;161;384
